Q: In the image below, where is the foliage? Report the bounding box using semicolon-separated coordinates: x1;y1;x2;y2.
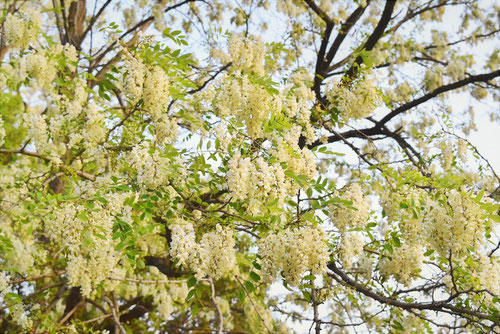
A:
0;0;499;333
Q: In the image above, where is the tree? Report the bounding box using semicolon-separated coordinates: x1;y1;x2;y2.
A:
0;0;499;332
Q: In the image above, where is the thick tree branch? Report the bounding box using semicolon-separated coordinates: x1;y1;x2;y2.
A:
378;70;500;126
327;262;497;322
309;70;500;149
344;0;396;80
303;0;333;24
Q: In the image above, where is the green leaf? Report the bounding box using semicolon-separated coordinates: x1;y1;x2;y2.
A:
238;288;246;302
94;233;107;240
186;288;196;301
423;249;435;256
303;274;316;281
187;276;197;288
392;236;401;247
284;170;297;179
252;261;261;270
249;271;260;282
491;215;500;223
244;281;255;293
77;212;88;222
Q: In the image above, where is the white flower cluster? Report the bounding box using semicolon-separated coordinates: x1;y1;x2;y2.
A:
326;74;382;120
129;145;171;189
0;271;10;295
10;302;32;329
425;189;484;257
170;223;236;280
477;254;500;297
257;226;330;286
271;126;318;179
381;186;425;243
379;243;423;286
84;102;106;149
338;232;364;270
227;152;293;215
48;191;131;297
67;249;124;298
424;66;444;92
228;34;266;76
143;66;170;120
25;51;57;90
121;57;177;144
213;74;278;138
123;57;146;103
446;57;468;81
4;10;41;49
213;120;232;153
283;83;316;144
24;107;49;150
329;183;370;232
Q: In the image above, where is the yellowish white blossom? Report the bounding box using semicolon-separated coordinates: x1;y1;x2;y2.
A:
170;222;237;280
379;243;423;286
4;10;40;49
329;183;370;232
425;189;484;257
143;66;170;120
258;226;330;285
326;73;382;120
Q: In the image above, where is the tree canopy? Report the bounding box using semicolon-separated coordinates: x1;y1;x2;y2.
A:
0;0;500;333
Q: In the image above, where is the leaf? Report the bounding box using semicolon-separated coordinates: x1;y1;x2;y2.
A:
244;281;255;293
77;212;88;222
284;170;297;180
238;288;246;302
252;261;261;270
249;271;260;282
392;236;401;247
423;249;435;257
303;274;316;281
187;276;197;288
186;289;196;301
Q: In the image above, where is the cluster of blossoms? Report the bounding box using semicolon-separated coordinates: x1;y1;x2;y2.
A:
474;254;500;297
47;188;131;297
4;9;41;49
380;185;426;243
270;126;317;179
227;34;266;76
25;51;57;90
0;272;9;296
379;243;424;286
119;267;189;320
425;189;485;258
326;72;382;120
122;54;178;145
338;232;364;270
227;128;317;214
282;82;317;144
212;74;279;138
227;152;293;214
329;183;370;232
170;222;236;280
257;226;330;286
129;144;171;190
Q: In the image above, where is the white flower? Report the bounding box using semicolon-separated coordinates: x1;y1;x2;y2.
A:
258;226;330;286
